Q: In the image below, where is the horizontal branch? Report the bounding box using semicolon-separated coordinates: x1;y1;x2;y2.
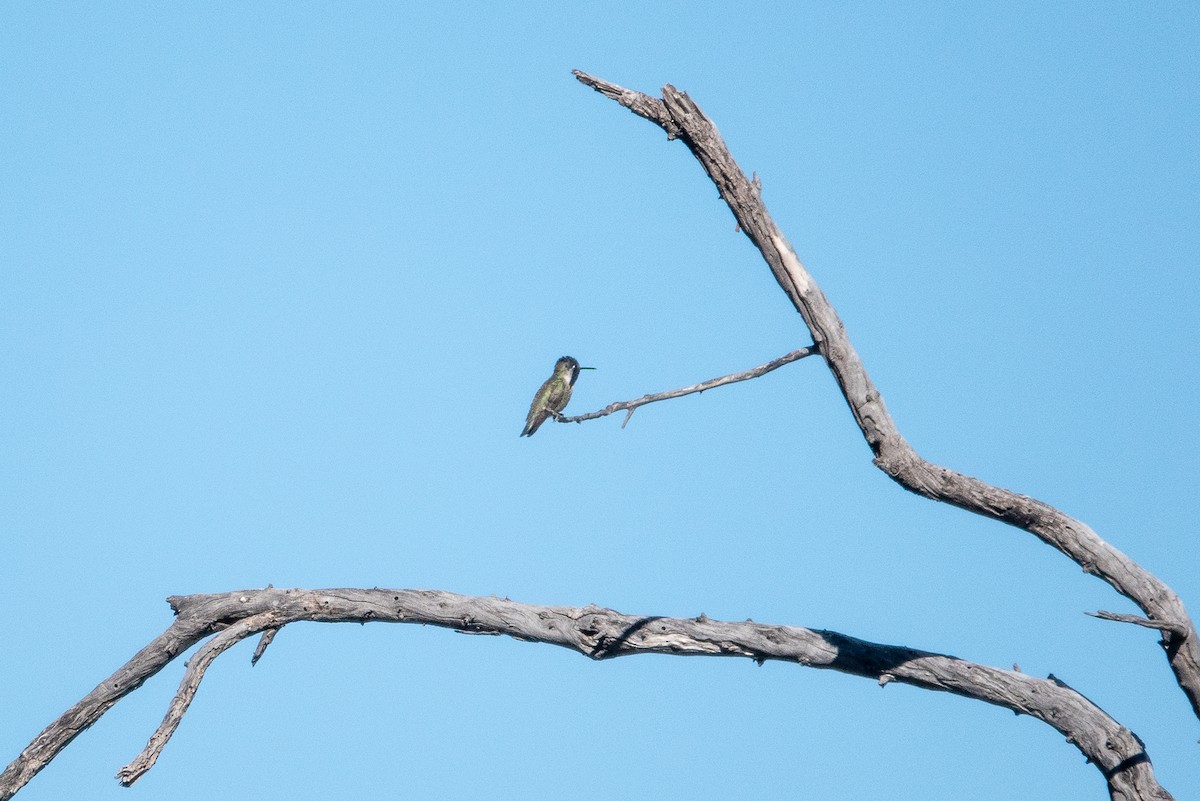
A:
573;69;1200;722
559;346;816;428
0;588;1174;801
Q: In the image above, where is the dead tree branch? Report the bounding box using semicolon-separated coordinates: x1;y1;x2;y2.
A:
559;346;816;428
572;70;1200;719
1088;611;1190;638
0;588;1175;801
115;612;278;786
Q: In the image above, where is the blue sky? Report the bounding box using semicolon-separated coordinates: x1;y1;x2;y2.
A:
2;3;1198;799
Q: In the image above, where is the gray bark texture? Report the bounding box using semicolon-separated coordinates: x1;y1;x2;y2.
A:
0;589;1176;800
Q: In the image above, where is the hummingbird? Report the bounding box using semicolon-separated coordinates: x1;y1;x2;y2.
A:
520;356;594;437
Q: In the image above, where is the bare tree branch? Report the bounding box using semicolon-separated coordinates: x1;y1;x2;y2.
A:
115;612;278;787
559;346;816;428
572;69;1200;719
1088;611;1190;637
0;615;213;799
0;589;1176;801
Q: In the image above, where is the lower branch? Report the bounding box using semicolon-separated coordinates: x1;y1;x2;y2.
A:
0;588;1174;801
0;615;213;800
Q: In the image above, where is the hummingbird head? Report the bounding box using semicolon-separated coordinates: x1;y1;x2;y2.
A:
555;356;594;386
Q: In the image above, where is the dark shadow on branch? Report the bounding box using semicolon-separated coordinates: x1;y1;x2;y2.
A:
588;616;663;659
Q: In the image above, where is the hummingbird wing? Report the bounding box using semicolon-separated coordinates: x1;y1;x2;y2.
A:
520;376;570;437
520;404;547;437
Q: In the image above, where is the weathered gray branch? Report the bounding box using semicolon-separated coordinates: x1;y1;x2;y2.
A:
559;346;816;428
115;612;278;786
1088;611;1190;638
0;614;214;798
0;589;1175;800
572;69;1200;720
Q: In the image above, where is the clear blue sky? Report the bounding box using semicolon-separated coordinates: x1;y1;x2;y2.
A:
3;3;1198;799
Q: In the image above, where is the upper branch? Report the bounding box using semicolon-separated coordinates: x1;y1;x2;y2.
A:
0;588;1175;801
572;70;1200;720
559;346;816;428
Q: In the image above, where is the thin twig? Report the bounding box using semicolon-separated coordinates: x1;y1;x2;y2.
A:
251;627;280;666
1087;610;1189;637
558;346;816;429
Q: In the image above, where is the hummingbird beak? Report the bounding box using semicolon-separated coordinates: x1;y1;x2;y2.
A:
579;366;596;370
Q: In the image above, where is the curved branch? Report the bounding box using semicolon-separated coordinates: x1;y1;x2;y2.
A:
559;346;816;428
0;589;1175;801
0;615;215;800
572;70;1200;719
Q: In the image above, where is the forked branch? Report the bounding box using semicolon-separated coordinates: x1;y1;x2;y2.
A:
115;612;279;786
572;69;1200;719
0;588;1175;801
